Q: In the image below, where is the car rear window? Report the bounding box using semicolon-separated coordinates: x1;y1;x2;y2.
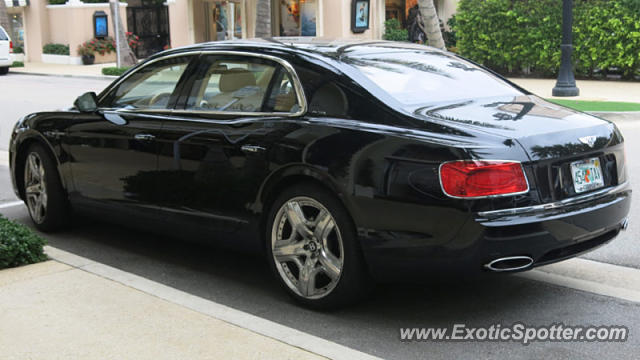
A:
0;27;8;41
347;50;523;107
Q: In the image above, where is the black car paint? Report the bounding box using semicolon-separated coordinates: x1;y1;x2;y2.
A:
9;40;631;280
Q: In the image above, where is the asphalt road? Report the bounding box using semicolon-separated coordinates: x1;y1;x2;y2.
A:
1;74;640;359
0;73;111;152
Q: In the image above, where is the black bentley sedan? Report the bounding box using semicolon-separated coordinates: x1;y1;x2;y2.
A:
9;39;630;308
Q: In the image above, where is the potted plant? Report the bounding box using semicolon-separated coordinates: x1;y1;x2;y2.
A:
78;41;96;65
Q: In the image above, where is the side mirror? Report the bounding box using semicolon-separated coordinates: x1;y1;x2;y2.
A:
74;92;98;113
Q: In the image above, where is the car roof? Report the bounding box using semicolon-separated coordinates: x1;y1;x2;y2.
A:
156;38;449;63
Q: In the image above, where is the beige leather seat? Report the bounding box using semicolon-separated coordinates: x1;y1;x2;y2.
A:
208;68;265;112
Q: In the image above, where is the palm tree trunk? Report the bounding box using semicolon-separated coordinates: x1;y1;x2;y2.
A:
417;0;445;50
255;0;271;38
109;0;137;66
0;0;11;35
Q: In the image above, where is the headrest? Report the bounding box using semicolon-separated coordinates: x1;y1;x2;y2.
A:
219;68;256;93
309;82;348;117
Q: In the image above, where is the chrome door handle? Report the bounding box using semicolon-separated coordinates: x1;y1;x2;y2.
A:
134;134;156;141
241;145;266;153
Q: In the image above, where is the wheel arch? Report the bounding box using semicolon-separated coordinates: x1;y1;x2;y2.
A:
13;133;67;200
256;165;360;251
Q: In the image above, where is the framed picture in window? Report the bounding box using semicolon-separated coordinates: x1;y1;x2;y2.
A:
351;0;370;33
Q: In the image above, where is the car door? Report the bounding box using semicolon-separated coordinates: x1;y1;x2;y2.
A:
153;52;305;244
0;27;10;63
64;54;196;218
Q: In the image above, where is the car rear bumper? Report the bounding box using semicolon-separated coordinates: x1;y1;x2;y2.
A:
0;59;11;67
360;182;631;281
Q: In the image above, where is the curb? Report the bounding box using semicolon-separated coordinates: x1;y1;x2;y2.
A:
44;245;382;360
9;70;117;81
589;111;640;122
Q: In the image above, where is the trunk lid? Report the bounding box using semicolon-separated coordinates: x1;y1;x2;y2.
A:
415;95;626;203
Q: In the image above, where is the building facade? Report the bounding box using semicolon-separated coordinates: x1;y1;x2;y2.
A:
167;0;459;48
4;0;458;63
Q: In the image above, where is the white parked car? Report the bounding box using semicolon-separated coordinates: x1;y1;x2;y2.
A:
0;25;12;75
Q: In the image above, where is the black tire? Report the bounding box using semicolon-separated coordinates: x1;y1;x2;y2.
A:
22;143;71;232
265;183;373;309
0;67;8;75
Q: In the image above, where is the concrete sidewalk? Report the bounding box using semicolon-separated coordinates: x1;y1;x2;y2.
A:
10;62;117;79
508;78;640;103
0;259;326;360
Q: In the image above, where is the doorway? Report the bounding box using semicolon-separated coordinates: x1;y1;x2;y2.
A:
126;1;170;58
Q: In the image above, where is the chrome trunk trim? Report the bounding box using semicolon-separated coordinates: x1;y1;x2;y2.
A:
477;181;630;219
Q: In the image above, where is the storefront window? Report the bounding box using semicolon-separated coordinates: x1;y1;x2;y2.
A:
276;0;317;37
10;13;24;48
205;0;244;41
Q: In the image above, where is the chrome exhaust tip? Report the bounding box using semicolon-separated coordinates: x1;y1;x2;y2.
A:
484;256;534;272
621;218;629;231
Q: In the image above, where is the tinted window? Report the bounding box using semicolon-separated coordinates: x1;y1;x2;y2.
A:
0;27;8;41
105;56;191;110
348;50;522;107
186;56;300;113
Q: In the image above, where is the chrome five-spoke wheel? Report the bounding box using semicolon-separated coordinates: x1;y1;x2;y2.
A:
24;152;48;224
271;196;344;300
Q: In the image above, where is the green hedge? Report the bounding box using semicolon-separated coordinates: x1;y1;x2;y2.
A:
43;43;70;56
0;216;47;269
383;18;409;42
455;0;640;78
102;66;131;76
11;61;24;68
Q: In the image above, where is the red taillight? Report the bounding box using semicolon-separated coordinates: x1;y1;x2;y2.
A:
9;41;13;53
439;161;529;198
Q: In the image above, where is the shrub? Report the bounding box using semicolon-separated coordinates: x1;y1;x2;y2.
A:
0;216;47;269
78;38;116;56
454;0;640;78
43;43;70;56
12;45;23;54
383;18;408;42
11;61;24;68
443;15;457;51
102;66;131;76
48;0;66;4
126;32;140;50
573;1;640;78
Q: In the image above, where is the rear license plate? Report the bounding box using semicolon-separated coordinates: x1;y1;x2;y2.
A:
570;158;604;193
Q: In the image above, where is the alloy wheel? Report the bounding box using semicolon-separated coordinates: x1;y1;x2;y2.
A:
271;196;344;300
24;152;47;224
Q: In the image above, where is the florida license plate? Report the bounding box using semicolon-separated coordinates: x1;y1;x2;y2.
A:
570;158;604;193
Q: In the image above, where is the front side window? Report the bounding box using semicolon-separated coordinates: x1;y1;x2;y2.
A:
104;56;192;110
186;56;300;114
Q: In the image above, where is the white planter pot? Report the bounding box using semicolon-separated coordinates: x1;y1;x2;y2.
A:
10;53;24;62
42;54;72;65
69;56;83;65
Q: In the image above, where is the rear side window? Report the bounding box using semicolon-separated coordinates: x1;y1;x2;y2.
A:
348;50;522;107
0;28;8;41
185;55;300;114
